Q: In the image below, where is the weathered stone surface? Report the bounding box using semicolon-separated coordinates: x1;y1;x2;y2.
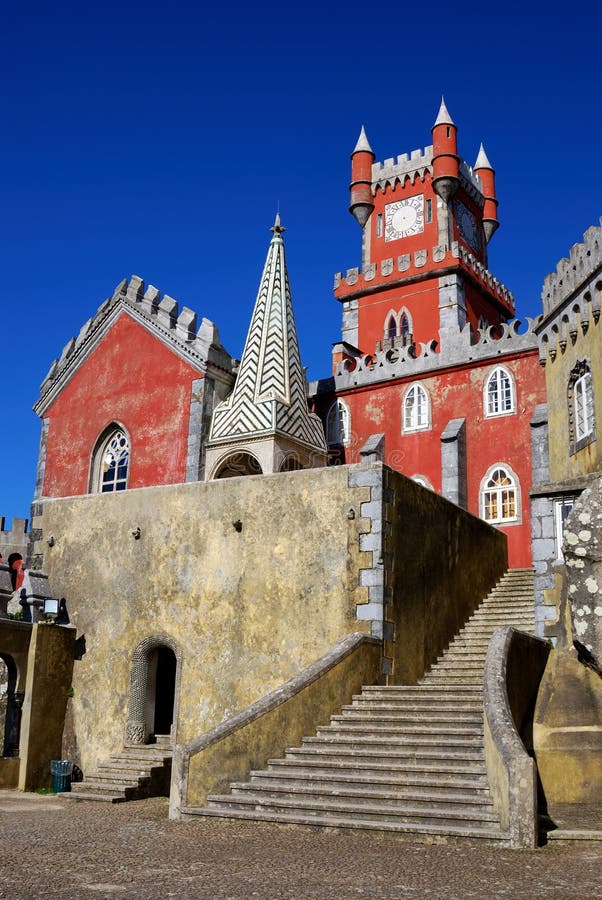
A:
563;476;602;667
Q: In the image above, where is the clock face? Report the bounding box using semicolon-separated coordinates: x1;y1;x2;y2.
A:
456;201;480;251
385;196;424;241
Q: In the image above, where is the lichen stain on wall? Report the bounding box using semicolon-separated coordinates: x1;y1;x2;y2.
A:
40;467;366;774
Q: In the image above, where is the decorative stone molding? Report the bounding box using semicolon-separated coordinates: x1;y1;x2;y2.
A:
334;316;539;390
125;634;182;747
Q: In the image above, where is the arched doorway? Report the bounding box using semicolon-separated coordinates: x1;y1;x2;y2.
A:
125;636;181;746
0;655;22;758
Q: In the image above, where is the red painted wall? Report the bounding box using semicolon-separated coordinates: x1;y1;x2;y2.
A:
336;350;545;567
43;313;201;498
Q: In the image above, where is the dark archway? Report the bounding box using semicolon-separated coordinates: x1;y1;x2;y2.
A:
153;646;177;737
125;635;182;746
0;655;22;758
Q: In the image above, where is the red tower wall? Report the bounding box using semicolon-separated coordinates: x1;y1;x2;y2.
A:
42;313;200;498
335;350;545;568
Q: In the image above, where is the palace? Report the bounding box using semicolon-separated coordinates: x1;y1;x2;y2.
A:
0;101;600;846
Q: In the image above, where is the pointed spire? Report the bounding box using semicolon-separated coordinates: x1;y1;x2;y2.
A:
270;211;285;234
204;221;327;477
474;143;493;170
352;125;373;154
433;96;455;127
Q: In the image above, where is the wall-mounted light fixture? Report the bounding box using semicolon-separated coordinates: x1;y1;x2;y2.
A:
47;536;55;547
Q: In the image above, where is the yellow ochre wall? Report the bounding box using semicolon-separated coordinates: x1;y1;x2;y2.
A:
545;311;602;482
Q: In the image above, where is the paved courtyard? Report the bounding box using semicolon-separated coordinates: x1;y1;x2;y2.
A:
0;793;600;899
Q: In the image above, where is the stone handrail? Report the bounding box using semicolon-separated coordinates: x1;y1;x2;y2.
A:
483;626;550;848
169;631;382;819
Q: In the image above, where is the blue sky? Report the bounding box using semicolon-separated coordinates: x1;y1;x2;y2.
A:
2;8;602;523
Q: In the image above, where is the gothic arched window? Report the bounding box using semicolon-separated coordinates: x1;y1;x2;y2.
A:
480;465;519;524
400;312;410;338
403;383;430;433
484;366;515;417
90;425;130;494
568;360;595;453
387;316;397;339
326;400;350;446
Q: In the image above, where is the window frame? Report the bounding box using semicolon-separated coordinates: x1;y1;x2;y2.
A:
326;399;351;446
480;463;521;526
89;423;131;494
568;360;596;454
402;383;431;434
484;366;515;419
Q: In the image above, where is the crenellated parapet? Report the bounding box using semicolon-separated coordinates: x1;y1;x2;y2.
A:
537;218;602;365
334;316;539;389
372;146;433;193
35;275;236;415
541;217;602;318
334;241;515;316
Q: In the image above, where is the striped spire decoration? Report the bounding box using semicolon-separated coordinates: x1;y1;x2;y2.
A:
204;215;327;478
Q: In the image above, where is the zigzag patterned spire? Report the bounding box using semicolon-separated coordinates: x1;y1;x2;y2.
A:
208;216;326;453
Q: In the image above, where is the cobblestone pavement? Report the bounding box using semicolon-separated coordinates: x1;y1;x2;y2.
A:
0;794;600;899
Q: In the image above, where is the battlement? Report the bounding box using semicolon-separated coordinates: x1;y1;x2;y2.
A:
333;316;540;389
0;517;29;561
541;217;602;316
334;241;515;315
36;275;235;414
458;160;484;205
372;146;433;191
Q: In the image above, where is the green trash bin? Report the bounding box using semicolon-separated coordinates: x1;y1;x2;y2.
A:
50;759;73;793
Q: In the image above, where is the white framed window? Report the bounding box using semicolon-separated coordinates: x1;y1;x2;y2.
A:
480;465;520;525
575;371;594;440
568;360;596;453
553;496;577;561
383;308;412;343
403;383;430;433
90;425;130;494
484;366;515;418
326;400;350;446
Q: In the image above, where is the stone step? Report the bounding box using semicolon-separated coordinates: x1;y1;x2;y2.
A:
70;781;131;799
205;793;500;827
317;723;483;738
300;734;483;752
285;747;484;766
61;791;127;803
332;713;482;726
248;768;490;794
226;783;496;815
268;757;488;778
84;772;150;787
183;805;508;843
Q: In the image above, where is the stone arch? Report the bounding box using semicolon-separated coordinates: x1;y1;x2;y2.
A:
125;634;182;746
0;654;22;758
211;451;263;480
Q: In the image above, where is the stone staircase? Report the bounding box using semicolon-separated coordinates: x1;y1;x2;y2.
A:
184;569;536;842
62;735;173;802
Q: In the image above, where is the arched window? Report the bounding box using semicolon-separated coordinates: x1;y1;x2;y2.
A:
484;366;515;417
387;316;397;339
90;425;130;493
568;360;596;454
400;312;410;338
326;400;350;445
480;465;519;524
403;384;430;433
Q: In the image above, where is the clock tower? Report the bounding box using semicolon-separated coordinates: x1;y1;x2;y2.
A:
319;99;546;570
336;98;506;360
